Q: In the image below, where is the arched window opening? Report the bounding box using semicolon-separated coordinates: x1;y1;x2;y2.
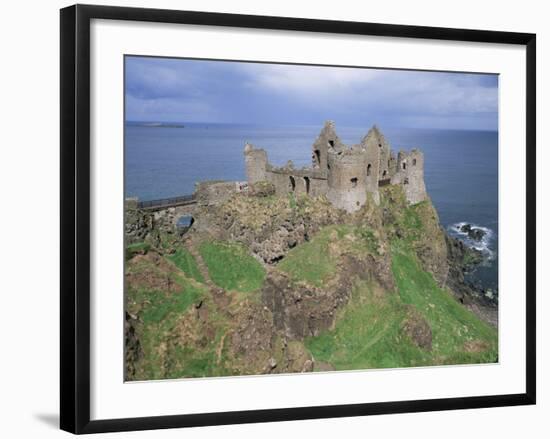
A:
304;176;311;194
413;158;417;166
176;215;194;234
314;149;321;166
289;176;296;192
382;170;387;177
402;162;407;170
328;140;334;147
367;163;372;176
350;177;358;188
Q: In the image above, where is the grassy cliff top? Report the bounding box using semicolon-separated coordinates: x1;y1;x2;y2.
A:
125;185;496;380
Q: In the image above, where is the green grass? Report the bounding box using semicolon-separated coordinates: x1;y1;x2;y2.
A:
128;272;233;379
277;227;339;287
306;281;427;370
380;186;429;244
402;203;424;231
125;242;150;260
355;226;380;255
305;240;498;371
278;225;380;287
137;314;229;380
288;192;297;210
127;272;211;380
391;241;497;364
160;326;231;379
394;202;425;243
130;280;204;325
168;248;204;283
166;347;220;378
199;241;265;292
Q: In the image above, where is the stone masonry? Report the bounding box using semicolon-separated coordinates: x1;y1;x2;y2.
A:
244;121;427;212
127;121;428;229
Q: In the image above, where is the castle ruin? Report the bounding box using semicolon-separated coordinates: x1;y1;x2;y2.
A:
244;121;427;212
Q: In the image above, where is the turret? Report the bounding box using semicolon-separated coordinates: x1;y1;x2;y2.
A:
391;148;427;204
326;147;368;212
362;125;392;181
311;121;344;176
360;128;381;205
244;143;268;184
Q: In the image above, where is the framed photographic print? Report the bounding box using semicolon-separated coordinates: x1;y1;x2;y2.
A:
60;4;536;434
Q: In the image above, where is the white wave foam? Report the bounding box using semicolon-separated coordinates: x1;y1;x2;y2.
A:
448;222;496;261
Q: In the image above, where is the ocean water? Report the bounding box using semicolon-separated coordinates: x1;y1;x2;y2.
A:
125;123;498;293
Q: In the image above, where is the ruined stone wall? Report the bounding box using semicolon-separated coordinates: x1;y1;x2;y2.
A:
266;169;328;197
242;120;427;209
152;204;196;231
244;135;332;199
266;171;294;195
308;177;329;197
311;121;345;176
125;198;197;238
195;181;240;207
326;149;368;212
125;199;154;244
378;138;391;180
390;149;427;204
362;125;391;180
244;144;268;184
130;181;238;234
388;151;398;178
361;133;381;205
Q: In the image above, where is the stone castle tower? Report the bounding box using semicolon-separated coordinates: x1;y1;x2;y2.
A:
326;146;368;211
391;148;427;205
311;120;345;176
244;121;426;212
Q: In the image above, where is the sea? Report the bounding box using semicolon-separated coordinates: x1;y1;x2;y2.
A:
125;123;498;294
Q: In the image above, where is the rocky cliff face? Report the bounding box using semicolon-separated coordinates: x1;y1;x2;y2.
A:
125;205;154;245
124;184;497;380
194;190;346;263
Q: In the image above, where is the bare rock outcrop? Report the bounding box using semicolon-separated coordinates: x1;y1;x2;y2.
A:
401;307;432;350
261;270;350;340
195;194;345;263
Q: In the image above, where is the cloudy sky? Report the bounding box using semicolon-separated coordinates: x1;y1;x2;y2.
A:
125;56;498;131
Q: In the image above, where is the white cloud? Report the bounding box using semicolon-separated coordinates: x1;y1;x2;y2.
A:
240;63;380;97
238;63;497;118
125;57;498;129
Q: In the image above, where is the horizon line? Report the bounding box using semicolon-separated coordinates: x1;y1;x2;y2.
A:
125;120;499;133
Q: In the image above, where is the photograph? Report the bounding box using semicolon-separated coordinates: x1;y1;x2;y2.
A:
123;55;499;381
0;0;542;436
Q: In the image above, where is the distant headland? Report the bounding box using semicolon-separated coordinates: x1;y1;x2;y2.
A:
126;121;185;128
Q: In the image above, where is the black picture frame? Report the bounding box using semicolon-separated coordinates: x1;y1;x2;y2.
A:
60;4;536;434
